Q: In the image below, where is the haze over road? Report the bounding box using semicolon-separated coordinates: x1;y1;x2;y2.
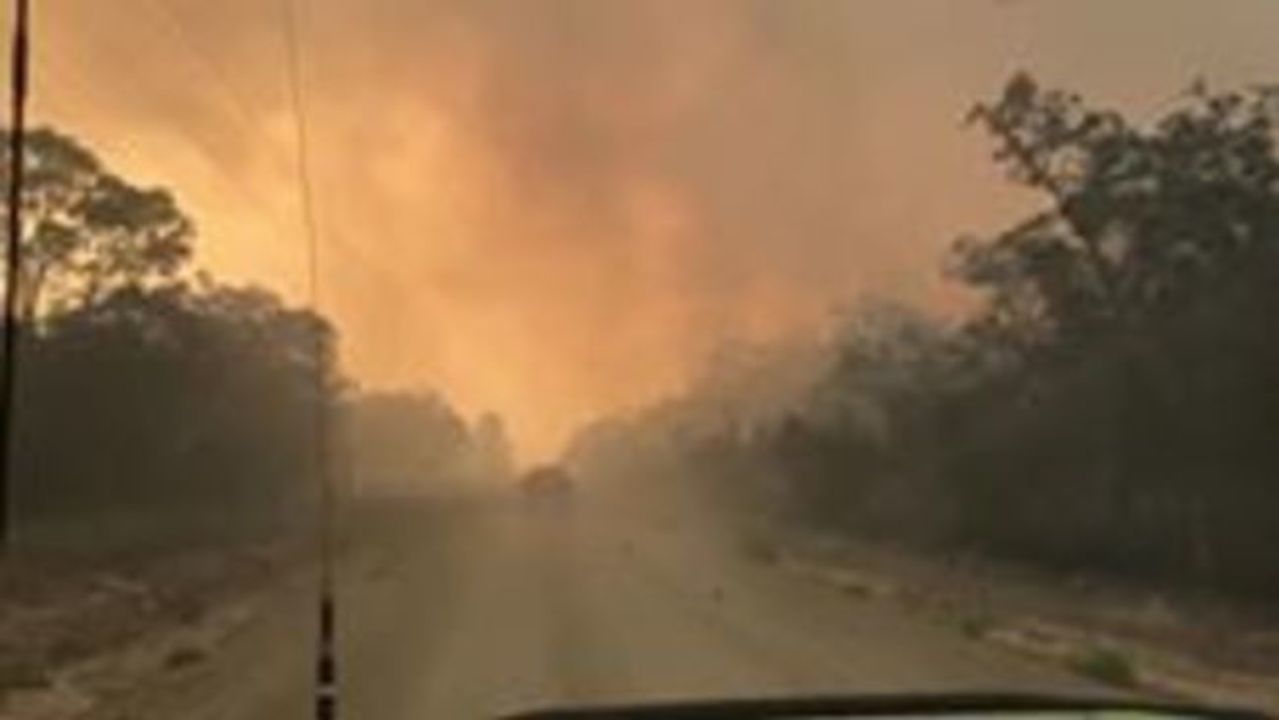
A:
104;492;1095;719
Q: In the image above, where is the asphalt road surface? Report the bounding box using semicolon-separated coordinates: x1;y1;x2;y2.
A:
105;492;1097;719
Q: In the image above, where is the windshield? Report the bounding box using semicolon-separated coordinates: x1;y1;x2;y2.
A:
1;1;1278;719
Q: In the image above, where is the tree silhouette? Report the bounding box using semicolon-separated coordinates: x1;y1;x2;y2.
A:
0;127;192;322
568;73;1279;599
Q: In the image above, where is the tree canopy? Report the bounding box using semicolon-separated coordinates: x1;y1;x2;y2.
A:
569;74;1279;600
1;126;501;551
2;128;193;322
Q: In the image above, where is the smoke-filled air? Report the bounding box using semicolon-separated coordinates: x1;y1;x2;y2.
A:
6;3;1279;717
22;0;1279;460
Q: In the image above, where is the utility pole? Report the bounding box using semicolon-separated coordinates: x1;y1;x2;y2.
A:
0;0;30;551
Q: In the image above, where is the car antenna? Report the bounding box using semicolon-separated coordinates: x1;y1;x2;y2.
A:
281;1;339;718
0;0;30;553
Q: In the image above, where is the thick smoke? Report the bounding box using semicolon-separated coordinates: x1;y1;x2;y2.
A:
22;0;1279;458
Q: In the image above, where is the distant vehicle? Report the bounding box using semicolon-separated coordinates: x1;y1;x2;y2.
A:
520;464;576;501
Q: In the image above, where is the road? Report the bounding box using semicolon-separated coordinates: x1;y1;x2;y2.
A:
102;491;1097;719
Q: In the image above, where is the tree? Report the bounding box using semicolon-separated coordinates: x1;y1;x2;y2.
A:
1;127;193;321
956;73;1279;347
0;126;344;547
564;74;1279;598
17;279;340;531
948;73;1279;581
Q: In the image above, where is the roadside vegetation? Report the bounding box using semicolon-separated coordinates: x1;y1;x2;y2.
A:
0;127;509;554
0;127;512;706
571;73;1279;603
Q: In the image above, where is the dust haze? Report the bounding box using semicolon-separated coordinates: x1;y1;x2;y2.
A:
22;0;1279;459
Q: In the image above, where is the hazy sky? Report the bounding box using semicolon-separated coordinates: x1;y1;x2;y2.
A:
17;0;1279;460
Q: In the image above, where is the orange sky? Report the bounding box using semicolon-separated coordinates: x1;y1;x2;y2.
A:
15;0;1279;461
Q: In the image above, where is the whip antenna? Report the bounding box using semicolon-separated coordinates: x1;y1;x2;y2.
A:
281;1;337;717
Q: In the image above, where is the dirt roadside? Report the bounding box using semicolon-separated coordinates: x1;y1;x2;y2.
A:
752;526;1279;712
0;497;457;720
0;538;311;720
